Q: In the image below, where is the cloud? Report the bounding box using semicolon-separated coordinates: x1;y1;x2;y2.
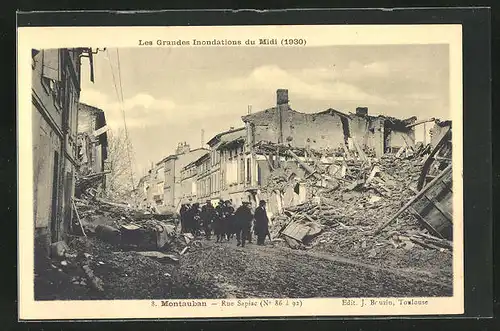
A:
79;89;177;129
210;65;395;106
345;61;391;77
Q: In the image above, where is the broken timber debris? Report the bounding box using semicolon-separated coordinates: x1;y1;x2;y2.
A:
373;164;452;238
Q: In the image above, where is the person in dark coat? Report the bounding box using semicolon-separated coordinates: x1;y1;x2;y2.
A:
201;200;215;240
214;199;225;242
234;201;253;247
179;204;189;233
254;200;270;245
191;203;201;236
224;200;235;241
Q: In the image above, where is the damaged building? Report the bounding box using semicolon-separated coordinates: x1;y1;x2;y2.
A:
32;48;96;255
242;89;417;159
76;102;109;193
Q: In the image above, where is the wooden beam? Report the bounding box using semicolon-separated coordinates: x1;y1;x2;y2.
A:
406;118;436;128
374;164;452;235
71;199;87;237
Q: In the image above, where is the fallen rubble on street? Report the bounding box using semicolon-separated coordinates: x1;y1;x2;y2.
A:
262;125;453;282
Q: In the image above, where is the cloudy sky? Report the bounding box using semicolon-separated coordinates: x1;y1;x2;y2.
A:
79;44;449;177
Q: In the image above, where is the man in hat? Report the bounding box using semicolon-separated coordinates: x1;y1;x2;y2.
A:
201;200;215;240
214;199;225;243
234;201;253;247
224;200;235;241
254;200;270;245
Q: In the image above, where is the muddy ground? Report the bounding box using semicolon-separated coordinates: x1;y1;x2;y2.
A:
35;236;452;300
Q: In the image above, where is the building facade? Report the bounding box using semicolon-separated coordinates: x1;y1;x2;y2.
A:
144;143;209;211
179;159;200;204
32;48;94;254
77;102;109;178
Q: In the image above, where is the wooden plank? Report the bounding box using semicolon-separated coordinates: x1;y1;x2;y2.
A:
374;164;452;235
418;127;451;190
408;206;445;239
72;199;87;237
420;193;453;224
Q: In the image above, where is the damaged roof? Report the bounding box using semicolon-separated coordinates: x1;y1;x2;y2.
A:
217;137;245;151
206;127;245;147
241;106;351;125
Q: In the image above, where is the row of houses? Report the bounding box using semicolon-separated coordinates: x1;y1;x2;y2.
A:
33;47;108;256
137;89;419;213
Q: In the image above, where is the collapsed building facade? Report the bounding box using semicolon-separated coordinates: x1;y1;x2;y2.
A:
32;48;96;255
75;102;109;196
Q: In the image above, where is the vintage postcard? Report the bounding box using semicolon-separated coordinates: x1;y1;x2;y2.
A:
18;23;463;320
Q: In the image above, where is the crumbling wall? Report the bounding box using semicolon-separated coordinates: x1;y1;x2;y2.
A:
349;116;385;157
429;121;452;149
250;107;280;143
248;107;347;151
286;111;346;150
387;130;413;151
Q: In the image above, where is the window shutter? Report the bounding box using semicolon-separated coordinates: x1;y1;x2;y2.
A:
42;49;61;81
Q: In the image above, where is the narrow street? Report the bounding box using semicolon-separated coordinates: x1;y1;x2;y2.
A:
35;235;452;301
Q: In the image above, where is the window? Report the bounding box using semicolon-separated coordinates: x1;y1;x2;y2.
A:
257;164;262;185
246;158;252;184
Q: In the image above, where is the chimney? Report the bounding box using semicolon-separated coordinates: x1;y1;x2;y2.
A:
276;89;289;144
175;142;191;155
277;89;289;105
356;107;368;116
229;126;235;130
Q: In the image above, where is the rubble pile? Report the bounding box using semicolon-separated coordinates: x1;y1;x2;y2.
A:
265;143;453;274
72;189;205;261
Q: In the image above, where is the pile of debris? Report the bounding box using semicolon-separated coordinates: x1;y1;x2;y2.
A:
263;129;453;271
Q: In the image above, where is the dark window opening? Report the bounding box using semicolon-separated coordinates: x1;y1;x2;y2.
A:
257;164;262;186
246;158;252;184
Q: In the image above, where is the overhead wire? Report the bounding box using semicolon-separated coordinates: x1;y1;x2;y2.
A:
106;48;136;191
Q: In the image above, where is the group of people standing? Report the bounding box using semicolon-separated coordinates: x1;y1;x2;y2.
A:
179;199;270;247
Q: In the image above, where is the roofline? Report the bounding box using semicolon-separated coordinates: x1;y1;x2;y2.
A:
156;154;177;165
180;150;212;170
156;147;210;166
242;106;351;122
206;127;246;146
